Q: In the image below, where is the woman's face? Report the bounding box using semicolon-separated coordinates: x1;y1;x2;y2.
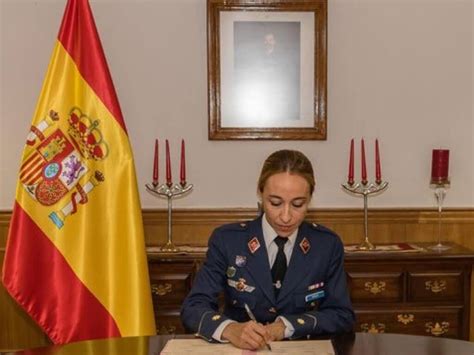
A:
261;172;311;237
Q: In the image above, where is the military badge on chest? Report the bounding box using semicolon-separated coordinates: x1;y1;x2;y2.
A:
304;281;326;310
248;237;260;254
235;255;247;267
226;256;255;293
226;266;236;278
227;278;255;293
299;237;311;254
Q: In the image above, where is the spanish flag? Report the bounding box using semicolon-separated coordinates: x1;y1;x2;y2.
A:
2;0;155;344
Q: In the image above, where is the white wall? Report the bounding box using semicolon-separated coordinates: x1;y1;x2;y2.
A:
0;0;473;210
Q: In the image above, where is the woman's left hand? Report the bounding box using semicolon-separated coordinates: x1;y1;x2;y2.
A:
264;319;286;341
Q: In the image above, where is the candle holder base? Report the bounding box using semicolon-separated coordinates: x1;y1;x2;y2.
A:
342;181;388;252
160;241;179;253
356;239;376;251
428;184;450;252
428;243;451;252
146;182;193;253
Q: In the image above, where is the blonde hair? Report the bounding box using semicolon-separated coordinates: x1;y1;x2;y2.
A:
257;150;315;195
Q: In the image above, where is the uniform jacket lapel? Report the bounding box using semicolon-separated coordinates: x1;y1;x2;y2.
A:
277;223;312;302
243;217;276;305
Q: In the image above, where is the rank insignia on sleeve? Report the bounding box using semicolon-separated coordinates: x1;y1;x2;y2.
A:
248;237;261;254
235;255;247;267
297;318;305;325
212;314;221;321
299;237;311;254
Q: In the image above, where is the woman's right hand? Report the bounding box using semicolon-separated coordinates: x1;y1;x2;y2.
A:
221;321;272;350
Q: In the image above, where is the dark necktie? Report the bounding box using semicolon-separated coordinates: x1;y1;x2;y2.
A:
271;236;288;297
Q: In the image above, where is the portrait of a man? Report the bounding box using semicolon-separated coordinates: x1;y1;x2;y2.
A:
213;8;322;138
230;21;301;125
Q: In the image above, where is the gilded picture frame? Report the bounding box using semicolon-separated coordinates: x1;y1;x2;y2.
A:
207;0;327;140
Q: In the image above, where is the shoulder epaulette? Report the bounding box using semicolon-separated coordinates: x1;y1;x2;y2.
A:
310;222;338;237
217;221;249;232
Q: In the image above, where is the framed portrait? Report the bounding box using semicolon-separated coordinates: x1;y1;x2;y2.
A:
207;0;327;140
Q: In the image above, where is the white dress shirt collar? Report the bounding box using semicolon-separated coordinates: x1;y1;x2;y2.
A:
261;213;298;250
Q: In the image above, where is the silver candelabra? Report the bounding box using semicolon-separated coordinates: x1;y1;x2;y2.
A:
342;180;389;250
146;181;193;252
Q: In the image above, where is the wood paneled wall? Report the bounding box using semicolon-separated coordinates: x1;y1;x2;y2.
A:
1;208;474;350
140;208;474;249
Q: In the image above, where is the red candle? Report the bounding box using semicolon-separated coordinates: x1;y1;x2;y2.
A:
431;149;449;184
166;139;172;186
375;139;382;184
153;139;159;186
348;139;354;185
361;138;367;184
180;139;186;186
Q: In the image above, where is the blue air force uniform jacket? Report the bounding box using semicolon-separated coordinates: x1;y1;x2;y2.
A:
180;216;355;341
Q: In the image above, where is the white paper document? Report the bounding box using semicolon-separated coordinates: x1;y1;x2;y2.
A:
161;338;335;354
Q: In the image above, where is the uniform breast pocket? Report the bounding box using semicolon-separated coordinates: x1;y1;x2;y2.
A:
295;290;324;312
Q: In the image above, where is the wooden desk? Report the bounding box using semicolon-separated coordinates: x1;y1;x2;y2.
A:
3;333;474;355
148;243;474;339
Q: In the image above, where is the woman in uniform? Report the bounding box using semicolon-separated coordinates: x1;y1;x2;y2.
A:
181;149;355;350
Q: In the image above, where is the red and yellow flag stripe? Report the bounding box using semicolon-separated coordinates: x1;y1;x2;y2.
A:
2;0;155;344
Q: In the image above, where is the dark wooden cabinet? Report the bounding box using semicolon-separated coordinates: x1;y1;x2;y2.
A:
148;243;474;340
345;244;474;340
147;255;200;334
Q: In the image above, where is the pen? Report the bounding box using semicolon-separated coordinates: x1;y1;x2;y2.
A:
244;303;272;351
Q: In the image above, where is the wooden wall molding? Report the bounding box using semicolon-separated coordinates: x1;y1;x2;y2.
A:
140;208;474;224
2;208;474;249
3;208;474;224
2;208;474;248
139;208;474;247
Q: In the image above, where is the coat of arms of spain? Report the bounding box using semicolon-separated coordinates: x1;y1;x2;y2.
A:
20;107;108;229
